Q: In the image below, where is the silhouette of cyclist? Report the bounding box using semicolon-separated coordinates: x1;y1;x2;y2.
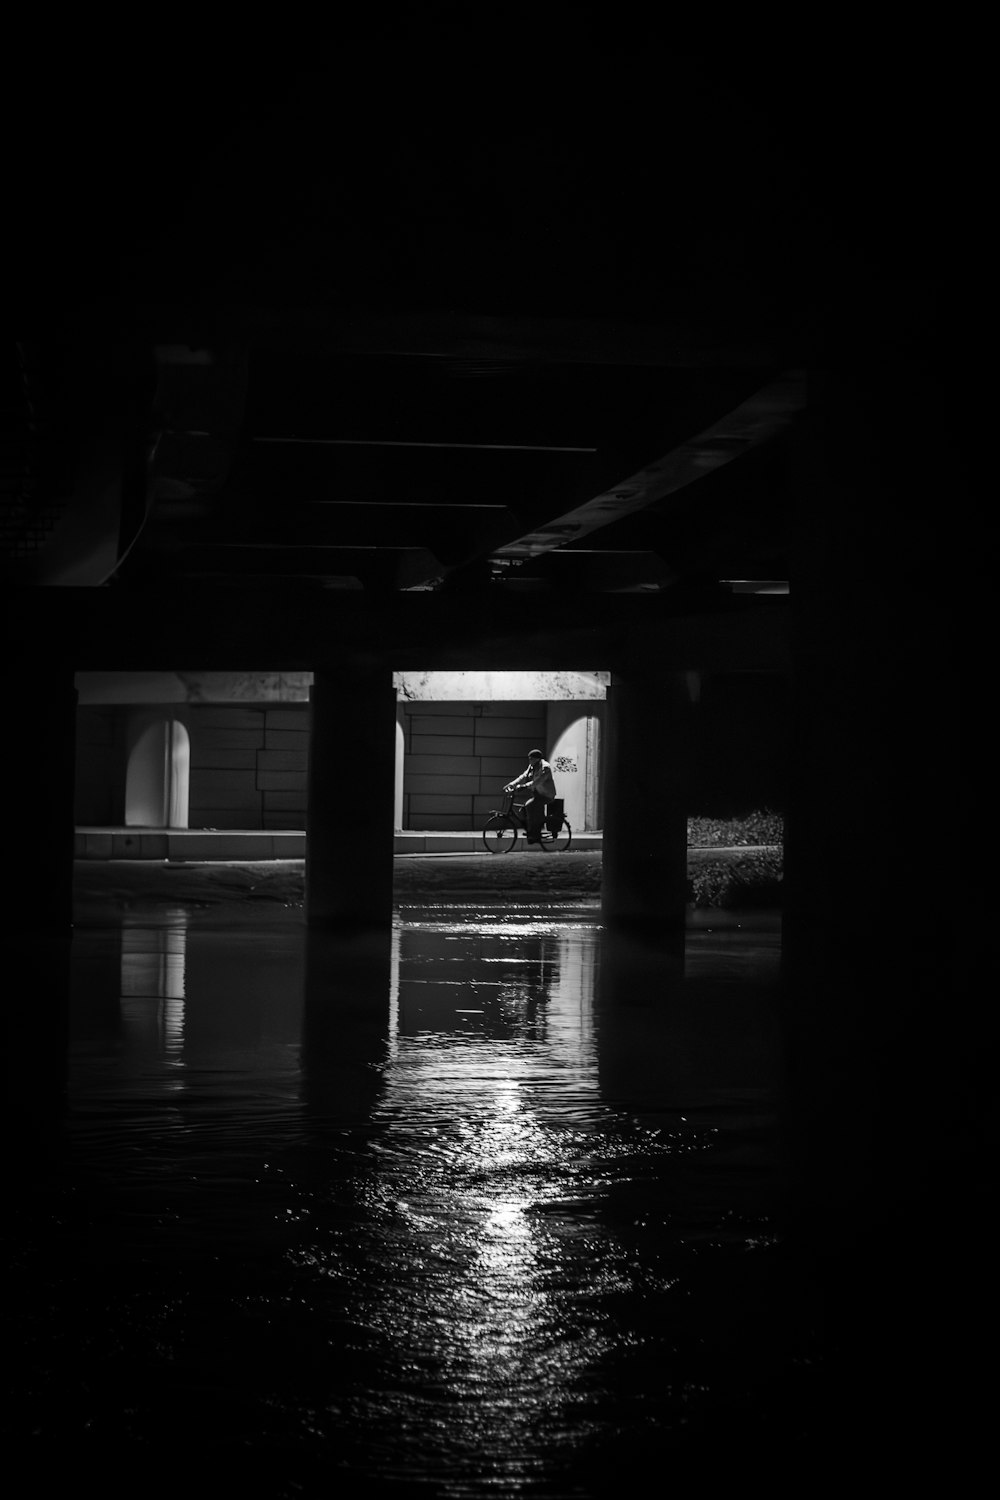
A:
504;749;557;848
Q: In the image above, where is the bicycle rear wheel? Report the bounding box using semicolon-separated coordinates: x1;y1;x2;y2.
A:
540;819;572;852
482;816;518;853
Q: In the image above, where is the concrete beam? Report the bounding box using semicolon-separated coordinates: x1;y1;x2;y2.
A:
6;589;791;674
490;371;805;568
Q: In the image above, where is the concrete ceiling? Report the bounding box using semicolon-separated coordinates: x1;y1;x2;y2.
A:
1;38;943;607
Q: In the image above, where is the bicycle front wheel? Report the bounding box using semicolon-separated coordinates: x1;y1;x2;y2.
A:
540;819;572;852
482;816;518;853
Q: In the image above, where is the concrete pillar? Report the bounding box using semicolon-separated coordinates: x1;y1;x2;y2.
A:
770;298;980;1462
600;667;694;952
306;663;397;931
781;342;967;1250
2;662;77;1124
1;663;78;937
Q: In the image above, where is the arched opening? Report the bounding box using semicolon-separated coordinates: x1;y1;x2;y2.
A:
125;718;190;828
545;708;603;832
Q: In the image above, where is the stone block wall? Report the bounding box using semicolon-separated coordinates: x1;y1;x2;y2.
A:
75;703;310;831
401;701;548;830
75;674;786;833
188;705;309;829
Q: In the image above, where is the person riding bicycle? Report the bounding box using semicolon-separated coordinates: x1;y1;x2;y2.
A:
504;749;557;848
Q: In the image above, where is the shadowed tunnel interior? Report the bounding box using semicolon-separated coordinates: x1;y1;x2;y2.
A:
1;30;977;1498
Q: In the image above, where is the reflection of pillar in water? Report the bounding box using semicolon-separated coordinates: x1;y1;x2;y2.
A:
301;927;394;1124
545;929;599;1072
388;921;401;1060
119;912;187;1067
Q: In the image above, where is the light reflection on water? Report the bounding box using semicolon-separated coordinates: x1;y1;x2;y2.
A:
13;902;796;1495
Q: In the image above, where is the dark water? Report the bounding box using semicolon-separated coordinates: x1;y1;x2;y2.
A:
7;900;830;1496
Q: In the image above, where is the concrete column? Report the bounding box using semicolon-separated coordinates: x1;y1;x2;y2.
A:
781;343;967;1250
770;305;980;1461
306;663;397;931
1;663;78;937
600;668;694;952
2;662;77;1125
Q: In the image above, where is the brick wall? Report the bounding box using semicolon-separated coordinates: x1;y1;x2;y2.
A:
77;699;572;832
76;677;785;833
402;701;547;830
188;704;309;829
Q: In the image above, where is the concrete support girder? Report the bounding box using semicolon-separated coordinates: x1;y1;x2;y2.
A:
490;370;805;572
4;588;791;676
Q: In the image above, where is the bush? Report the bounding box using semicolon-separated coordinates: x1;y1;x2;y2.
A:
688;847;783;909
686;810;783;908
687;808;784;847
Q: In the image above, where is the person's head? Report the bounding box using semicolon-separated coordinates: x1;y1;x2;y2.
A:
528;749;543;763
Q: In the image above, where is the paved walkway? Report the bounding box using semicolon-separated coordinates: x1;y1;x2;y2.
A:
73;843;781;912
73;848;605;910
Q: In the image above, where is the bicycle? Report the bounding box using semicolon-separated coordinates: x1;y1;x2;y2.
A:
481;792;572;853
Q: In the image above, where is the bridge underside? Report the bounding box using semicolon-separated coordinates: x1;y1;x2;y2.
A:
1;40;969;1274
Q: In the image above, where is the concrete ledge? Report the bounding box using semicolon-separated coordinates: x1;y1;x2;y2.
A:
76;827;601;860
394;832;604;854
77;831;114;859
166;832;270;861
172;831;307;860
109;831;168;859
394;833;482;854
76;828;308;860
